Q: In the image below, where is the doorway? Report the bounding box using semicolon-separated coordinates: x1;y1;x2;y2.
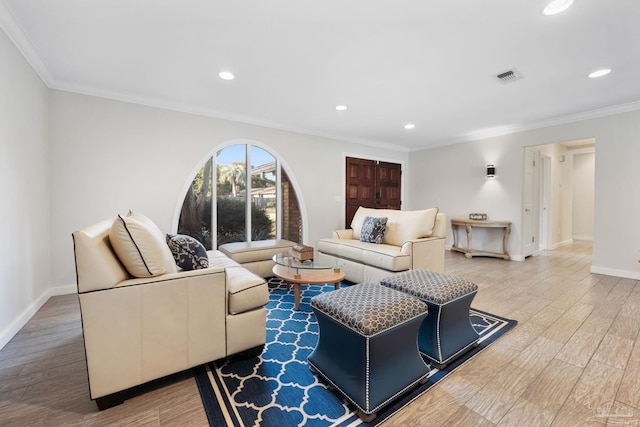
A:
522;139;595;255
345;157;402;227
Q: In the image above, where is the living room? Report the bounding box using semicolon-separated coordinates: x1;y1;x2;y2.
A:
2;1;640;425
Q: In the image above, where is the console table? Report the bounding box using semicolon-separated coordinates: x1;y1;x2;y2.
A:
451;219;511;260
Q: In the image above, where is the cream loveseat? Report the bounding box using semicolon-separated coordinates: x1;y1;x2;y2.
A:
72;212;268;409
317;207;446;284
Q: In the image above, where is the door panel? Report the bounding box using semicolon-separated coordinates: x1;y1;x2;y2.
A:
345;157;376;227
377;162;402;210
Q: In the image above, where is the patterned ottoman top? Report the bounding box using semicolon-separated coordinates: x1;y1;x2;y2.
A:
311;283;427;336
380;270;477;305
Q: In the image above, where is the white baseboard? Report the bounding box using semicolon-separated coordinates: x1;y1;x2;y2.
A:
51;284;78;296
573;235;594;241
551;239;574;250
0;284;77;350
446;247;523;261
590;266;640;280
0;290;49;350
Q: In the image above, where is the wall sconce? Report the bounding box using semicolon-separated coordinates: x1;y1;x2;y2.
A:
486;164;496;178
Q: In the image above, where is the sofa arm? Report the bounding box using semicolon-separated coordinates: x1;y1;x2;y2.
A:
108;266;226;289
333;229;355;239
401;237;445;272
78;267;227;400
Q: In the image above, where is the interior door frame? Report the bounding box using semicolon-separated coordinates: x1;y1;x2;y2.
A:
522;148;539;258
342;153;407;228
538;154;551;250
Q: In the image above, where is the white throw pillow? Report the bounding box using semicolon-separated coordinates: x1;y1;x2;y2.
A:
109;212;177;277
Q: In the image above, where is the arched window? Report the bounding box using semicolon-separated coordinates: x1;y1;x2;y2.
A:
178;143;302;249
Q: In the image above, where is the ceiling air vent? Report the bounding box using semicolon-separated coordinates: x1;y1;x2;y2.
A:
495;69;523;84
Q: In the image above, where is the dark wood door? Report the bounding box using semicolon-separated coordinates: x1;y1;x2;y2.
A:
376;161;402;209
345;157;402;227
346;157;375;227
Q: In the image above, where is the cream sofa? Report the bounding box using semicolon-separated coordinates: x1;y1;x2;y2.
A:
72;213;268;409
317;207;446;284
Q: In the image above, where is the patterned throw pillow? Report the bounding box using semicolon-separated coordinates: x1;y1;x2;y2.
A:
360;216;387;244
166;234;209;270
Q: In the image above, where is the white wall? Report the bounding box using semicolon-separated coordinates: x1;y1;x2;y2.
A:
409;110;640;279
572;152;595;240
48;90;409;289
406;135;524;258
0;28;51;348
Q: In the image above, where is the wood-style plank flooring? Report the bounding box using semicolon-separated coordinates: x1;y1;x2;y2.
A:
1;242;639;426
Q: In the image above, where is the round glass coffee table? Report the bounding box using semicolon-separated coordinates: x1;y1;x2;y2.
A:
272;252;345;310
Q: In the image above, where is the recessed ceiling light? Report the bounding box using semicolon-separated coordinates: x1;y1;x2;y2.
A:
335;105;348;111
218;71;235;80
542;0;574;15
404;123;415;130
588;68;612;78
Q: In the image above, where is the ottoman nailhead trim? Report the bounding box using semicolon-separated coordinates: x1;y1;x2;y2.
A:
365;337;370;409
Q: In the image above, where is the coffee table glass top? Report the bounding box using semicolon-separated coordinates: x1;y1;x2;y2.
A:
273;252;344;271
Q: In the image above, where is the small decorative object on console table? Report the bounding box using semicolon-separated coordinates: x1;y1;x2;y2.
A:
451;218;511;260
469;213;487;220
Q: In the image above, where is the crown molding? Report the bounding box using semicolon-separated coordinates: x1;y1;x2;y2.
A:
411;100;640;151
50;79;411;153
0;0;54;85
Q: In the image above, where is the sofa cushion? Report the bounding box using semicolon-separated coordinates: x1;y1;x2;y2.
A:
317;238;411;272
360;216;387;244
219;240;296;264
351;207;439;246
226;267;269;314
109;213;177;278
208;250;243;269
166;234;209;270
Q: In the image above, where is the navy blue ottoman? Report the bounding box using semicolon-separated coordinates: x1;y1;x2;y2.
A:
308;283;429;422
380;270;479;368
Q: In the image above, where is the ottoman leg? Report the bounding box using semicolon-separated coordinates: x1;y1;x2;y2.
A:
356;410;377;423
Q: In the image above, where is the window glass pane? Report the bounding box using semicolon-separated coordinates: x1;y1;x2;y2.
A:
250;146;276;240
216;145;247;247
178;143;303;249
178;157;213;249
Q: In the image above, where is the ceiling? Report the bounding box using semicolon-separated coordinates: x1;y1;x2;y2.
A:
2;0;639;152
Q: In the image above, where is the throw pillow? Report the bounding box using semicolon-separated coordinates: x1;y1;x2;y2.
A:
166;234;209;270
360;216;388;244
385;207;439;246
109;213;177;277
350;206;378;240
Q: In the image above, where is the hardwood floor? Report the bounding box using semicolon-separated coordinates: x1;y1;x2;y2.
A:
1;242;638;426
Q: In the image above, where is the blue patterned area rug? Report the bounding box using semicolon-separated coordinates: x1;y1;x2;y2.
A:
195;278;517;427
